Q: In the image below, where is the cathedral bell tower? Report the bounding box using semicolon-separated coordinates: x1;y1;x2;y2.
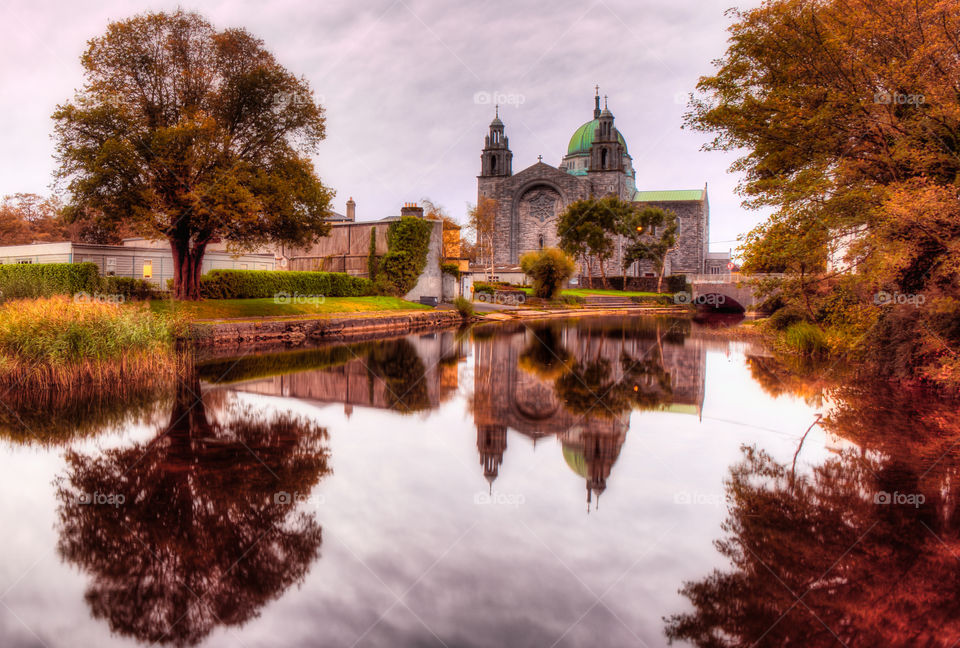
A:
480;106;513;177
589;96;624;172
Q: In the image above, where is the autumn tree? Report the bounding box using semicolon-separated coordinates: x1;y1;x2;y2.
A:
685;0;960;385
52;10;333;299
0;194;69;245
621;206;678;293
467;197;498;279
557;196;627;288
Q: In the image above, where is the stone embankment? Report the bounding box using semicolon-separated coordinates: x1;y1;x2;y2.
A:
190;309;463;347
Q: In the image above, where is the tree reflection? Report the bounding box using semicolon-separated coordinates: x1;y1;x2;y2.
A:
665;383;960;647
365;338;430;413
55;364;331;647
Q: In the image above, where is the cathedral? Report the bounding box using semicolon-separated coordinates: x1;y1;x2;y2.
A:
477;90;720;276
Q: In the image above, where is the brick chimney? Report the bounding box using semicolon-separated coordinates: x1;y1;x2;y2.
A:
400;202;424;219
346;197;356;221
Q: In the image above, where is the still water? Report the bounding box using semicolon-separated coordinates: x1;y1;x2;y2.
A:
0;316;955;647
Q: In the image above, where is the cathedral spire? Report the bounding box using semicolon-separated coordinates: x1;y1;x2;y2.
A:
593;85;601;119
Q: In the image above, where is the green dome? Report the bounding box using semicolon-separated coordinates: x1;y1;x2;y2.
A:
567;119;628;156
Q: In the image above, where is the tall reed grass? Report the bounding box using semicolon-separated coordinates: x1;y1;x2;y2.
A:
0;296;180;390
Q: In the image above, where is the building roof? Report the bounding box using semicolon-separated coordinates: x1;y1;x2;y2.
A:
633;189;704;202
567;119;628;156
325;210;350;221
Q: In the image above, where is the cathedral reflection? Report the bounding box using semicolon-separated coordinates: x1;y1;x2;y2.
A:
201;320;707;506
472;319;706;505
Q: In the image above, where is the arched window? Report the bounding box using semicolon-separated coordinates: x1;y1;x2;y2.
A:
491;156;497;173
538;234;544;249
600;148;608;169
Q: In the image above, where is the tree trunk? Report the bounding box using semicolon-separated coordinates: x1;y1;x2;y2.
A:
170;238;208;300
656;263;665;293
599;258;609;289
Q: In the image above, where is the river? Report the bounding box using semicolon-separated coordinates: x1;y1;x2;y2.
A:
0;315;954;647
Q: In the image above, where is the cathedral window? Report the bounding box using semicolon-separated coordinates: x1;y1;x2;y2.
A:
538;234;544;249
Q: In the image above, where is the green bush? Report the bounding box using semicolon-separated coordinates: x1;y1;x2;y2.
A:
768;305;807;331
367;227;379;280
199;269;375;299
783;321;828;357
0;263;101;299
666;274;688;294
102;277;159;300
441;262;460;278
375;217;433;296
519;248;576;299
452;295;474;318
561;294;586;306
473;281;496;294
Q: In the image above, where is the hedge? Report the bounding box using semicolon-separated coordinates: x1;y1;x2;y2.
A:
578;274;688;293
199;269;375;299
0;262;101;299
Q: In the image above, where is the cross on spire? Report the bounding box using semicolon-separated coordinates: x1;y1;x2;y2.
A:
604;95;608;109
537;155;543;162
495;104;499;118
595;84;599;96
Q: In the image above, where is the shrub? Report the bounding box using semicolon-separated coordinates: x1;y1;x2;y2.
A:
375;217;434;296
367;227;379;279
561;294;586;306
452;295;474;318
102;276;159;300
519;248;576;299
441;262;460;278
473;281;496;294
783;321;828;357
198;269;375;299
0;262;101;299
768;305;807;331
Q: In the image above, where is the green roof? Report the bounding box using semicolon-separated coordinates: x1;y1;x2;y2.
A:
562;445;588;479
567;119;628;155
633;189;704;202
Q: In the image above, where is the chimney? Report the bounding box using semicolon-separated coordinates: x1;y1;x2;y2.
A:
346;197;356;221
400;202;424;219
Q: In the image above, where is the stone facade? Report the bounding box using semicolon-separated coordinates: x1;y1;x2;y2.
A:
477;90;720;277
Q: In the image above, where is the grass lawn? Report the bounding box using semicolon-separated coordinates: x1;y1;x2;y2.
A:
148;296;431;320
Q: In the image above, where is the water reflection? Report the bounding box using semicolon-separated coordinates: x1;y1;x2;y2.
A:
472;319;705;505
665;382;960;647
7;316;952;647
54;363;331;646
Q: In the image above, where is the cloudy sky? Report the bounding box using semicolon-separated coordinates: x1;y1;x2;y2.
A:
1;0;765;252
